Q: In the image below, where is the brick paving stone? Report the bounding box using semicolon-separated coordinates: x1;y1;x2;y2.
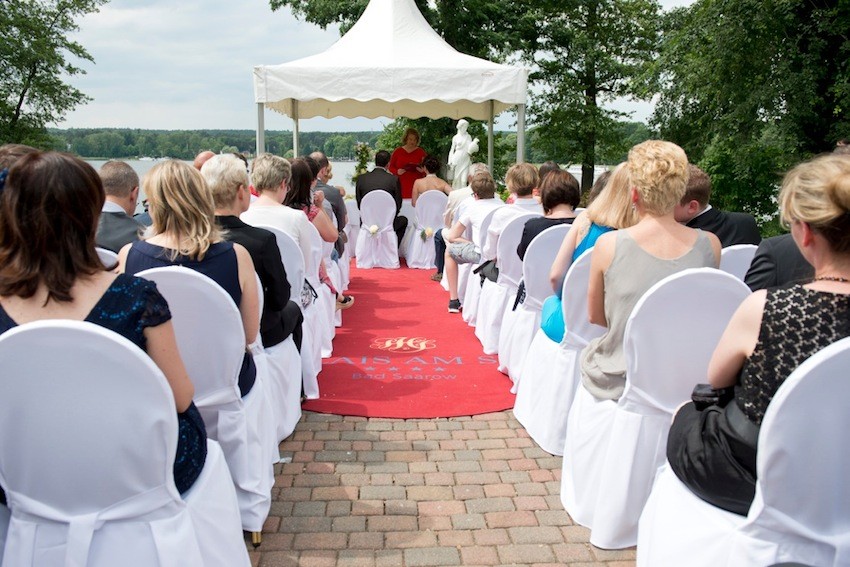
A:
436;460;481;473
515;495;550;511
508;525;564;544
349;532;384;549
591;546;638;561
331;516;367;532
450;513;487;530
375;550;404;567
359;485;406;500
482;483;517;498
453;485;486;500
553;543;595;563
436;529;474;547
351;500;384;516
336;549;375;567
384;499;418;516
497;543;557;564
404;547;461;566
407;485;454;501
455;471;501;485
292;501;327;517
418;500;467;516
465;497;515;514
367;515;418;532
484;510;539;528
472;529;511;545
385;530;439;548
460;546;501;565
291;532;347;550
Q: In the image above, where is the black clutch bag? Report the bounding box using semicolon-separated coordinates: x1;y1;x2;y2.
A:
691;383;734;411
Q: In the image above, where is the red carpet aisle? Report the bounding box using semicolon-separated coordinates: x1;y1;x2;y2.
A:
302;262;516;418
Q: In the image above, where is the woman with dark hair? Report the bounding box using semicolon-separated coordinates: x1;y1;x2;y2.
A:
516;169;580;260
667;153;850;515
411;155;451;206
284;158;353;309
0;152;205;496
389;127;427;199
120;159;260;399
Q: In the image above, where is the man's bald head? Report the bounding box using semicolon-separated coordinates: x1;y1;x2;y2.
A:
193;150;216;170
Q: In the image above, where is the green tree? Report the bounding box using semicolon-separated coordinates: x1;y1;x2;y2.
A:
526;0;660;190
651;0;850;224
0;0;107;146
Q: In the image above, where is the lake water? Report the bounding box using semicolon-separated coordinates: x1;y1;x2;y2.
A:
85;159;360;215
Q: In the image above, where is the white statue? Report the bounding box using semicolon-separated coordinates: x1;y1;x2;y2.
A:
448;119;479;189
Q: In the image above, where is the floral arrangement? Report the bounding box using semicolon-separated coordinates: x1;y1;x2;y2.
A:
419;227;434;241
368;224;379;236
351;142;372;184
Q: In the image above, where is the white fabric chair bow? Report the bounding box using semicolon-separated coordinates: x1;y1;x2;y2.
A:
0;320;248;567
513;248;605;455
473;212;538;350
497;224;571;390
405;190;448;269
720;244;758;281
355;190;400;269
562;268;750;549
136;267;275;535
639;336;850;566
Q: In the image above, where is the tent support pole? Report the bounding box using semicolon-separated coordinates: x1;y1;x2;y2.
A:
516;103;526;163
292;100;300;157
487;101;494;174
256;103;265;155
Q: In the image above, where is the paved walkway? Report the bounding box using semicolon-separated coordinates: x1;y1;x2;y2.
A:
249;410;636;567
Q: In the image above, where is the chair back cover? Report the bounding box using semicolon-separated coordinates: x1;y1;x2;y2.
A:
621;268;751;414
0;320;203;566
476;207;500;251
345;198;360;227
562;248;606;344
95;247;119;269
355;190;400;268
731;337;850;566
522;224;571;310
720;244;758;281
254;225;305;305
406;190;448;269
497;213;538;288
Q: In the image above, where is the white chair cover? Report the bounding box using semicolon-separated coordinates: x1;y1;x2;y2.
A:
497;224;571;390
136;267;275;533
472;213;537;347
338;244;351;291
344;199;360;258
587;269;750;549
440;207;499;306
311;225;336;355
405;191;448;269
720;244;758;281
95;246;118;269
0;321;209;567
355;190;400;269
0;504;7;566
513;249;604;456
298;225;328;390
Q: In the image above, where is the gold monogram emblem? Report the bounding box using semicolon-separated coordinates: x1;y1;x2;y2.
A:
370;337;437;353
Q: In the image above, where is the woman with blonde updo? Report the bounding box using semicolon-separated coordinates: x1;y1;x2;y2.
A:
667;153;850;515
580;140;721;401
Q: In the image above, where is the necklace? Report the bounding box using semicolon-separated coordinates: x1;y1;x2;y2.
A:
813;275;850;283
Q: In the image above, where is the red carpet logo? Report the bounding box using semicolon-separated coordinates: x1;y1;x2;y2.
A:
370;336;437;353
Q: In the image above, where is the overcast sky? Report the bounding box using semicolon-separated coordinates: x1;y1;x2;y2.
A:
58;0;694;132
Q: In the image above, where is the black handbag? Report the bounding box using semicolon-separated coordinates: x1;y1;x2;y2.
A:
473;259;499;286
691;383;735;411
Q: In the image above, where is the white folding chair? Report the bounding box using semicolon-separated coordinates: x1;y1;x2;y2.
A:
136;267;275;539
355;190;400;269
405;191;449;269
472;213;537;346
562;269;750;547
0;320;248;566
306;223;335;358
720;244;758;281
441;207;500;306
513;249;604;455
95;246;119;269
497;224;571;389
639;337;850;567
344;199;360;258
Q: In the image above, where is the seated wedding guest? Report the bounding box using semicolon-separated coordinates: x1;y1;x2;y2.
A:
481;162;543;262
96;160;145;252
193;150;216;171
541;163;637;342
203;153;304;351
355;150;408;246
667;153;850;515
285;158;353;310
310;151;347;256
537;160;561;184
586;169;611;205
411;155;451;206
0;152;205;498
674;164;761;246
119;160;259;399
0;143;37;169
581;141;721;401
517;169;579;260
744;233;813;291
433;163;489;282
444;171;504;313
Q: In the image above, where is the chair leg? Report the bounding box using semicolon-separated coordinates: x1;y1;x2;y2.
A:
251;531;262;548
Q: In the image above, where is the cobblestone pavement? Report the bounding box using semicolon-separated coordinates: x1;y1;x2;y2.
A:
247;410;636;567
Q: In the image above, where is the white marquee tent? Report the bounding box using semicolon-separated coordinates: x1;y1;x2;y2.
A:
252;0;529;169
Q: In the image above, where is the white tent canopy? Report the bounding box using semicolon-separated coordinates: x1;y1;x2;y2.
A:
252;0;529;167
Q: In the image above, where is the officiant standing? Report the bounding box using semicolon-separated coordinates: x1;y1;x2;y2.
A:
389;127;427;200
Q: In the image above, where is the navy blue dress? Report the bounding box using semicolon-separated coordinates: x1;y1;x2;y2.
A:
0;274;207;497
124;240;256;397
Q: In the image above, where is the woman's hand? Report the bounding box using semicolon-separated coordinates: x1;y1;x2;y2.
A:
314;190;325;207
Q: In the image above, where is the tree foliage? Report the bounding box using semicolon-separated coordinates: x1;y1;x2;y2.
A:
651;0;850;224
0;0;107;146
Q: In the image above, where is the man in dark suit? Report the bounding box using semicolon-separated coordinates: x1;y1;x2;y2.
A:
310;151;347;256
744;233;813;291
202;154;303;352
674;165;761;247
96;160;146;252
355;150;408;245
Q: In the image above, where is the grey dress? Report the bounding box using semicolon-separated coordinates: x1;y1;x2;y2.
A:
580;229;715;401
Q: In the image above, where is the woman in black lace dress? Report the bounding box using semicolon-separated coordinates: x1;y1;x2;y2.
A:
667;153;850;515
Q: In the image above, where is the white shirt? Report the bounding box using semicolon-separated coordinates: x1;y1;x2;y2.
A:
443;186;473;228
240;204;317;275
101;201;125;214
481;197;543;261
457;198;504;249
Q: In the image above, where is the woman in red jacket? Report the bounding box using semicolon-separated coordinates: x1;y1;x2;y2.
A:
389;127;427;200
